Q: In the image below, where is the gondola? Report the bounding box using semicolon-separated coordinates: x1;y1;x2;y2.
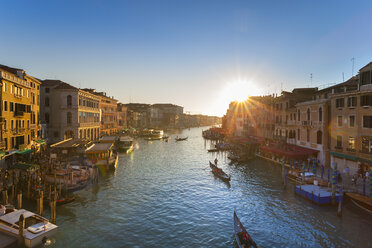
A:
209;161;231;182
175;137;188;141
234;210;257;248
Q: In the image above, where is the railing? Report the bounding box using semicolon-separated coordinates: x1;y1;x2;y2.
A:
11;128;26;134
334;146;343;151
14;111;24;117
302;120;312;126
359;149;372;155
346;148;356;152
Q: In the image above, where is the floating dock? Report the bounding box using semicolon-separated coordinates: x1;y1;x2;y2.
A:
295;185;342;204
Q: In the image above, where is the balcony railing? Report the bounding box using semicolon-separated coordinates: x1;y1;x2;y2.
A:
14;111;24;117
346;148;356;152
360;149;372;155
302;120;313;126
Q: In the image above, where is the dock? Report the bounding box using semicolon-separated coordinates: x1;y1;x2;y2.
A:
0;232;16;248
295;185;342;204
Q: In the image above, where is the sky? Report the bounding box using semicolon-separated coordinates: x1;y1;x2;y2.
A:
1;0;372;117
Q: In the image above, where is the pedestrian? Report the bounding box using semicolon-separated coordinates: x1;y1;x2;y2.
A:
366;171;369;180
214;158;218;165
352;175;357;186
345;166;350;176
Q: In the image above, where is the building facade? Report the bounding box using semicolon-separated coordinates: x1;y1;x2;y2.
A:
0;65;41;151
117;103;128;132
41;80;101;143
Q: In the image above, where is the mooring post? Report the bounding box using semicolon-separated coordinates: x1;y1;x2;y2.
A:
18;214;25;246
284;168;287;189
17;190;22;209
50;191;56;224
11;185;15;204
2;190;8;205
363;178;366;196
37;190;43;216
337;188;343;217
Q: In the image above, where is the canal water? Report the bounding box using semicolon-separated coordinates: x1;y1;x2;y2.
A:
46;127;372;248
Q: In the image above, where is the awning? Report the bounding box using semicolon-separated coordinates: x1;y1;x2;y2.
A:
331;151;372;164
260;144;318;159
12;162;39;171
35;139;46;145
16;149;33;155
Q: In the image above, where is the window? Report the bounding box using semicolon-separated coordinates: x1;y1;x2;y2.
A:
45;88;50;93
349;116;355;127
67;95;72;107
361;95;372;106
4;120;6;130
45;97;49;107
45;113;49;124
3;101;7;111
360;70;372;86
336;98;345;108
361;137;372;152
27;120;29;128
307;108;310;121
337;116;343;127
10;102;14;112
336;136;342;148
2;82;6;92
67;112;72;124
347;96;357;107
348;137;355;150
11;120;14;129
318;107;322;122
363;116;372;128
306;129;310;142
317;131;322;144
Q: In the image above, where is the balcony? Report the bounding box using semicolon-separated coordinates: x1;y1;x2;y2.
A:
11;128;26;135
14;111;24;117
346;148;356;153
360;149;372;156
302;120;313;126
0;117;5;123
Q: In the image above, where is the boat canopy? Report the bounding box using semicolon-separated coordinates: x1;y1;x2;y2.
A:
85;143;113;153
0;209;36;225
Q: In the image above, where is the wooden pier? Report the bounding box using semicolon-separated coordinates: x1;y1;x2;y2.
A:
295;185;342;204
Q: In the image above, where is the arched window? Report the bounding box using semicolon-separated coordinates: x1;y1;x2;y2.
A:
319;107;323;122
45;97;49;107
298;128;300;140
298;110;300;121
67;112;72;124
317;130;322;144
45;113;49;124
67;95;72;107
307;108;310;121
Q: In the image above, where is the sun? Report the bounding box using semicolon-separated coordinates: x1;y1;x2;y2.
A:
222;79;261;102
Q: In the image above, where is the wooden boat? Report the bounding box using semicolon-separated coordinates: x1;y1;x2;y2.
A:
175;137;188;141
116;136;134;153
208;148;219;152
144;137;162;141
0;207;58;247
85;143;119;171
209;161;231;182
234;210;257;248
346;192;372;215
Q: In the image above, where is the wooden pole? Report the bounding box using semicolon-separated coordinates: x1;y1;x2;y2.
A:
50;189;57;224
11;185;15;204
17;191;22;209
27;174;31;199
37;190;43;216
18;214;25;246
2;190;8;205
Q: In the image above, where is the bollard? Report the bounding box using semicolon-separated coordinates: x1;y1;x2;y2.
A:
37;190;43;216
18;214;25;246
363;179;366;196
17;191;22;209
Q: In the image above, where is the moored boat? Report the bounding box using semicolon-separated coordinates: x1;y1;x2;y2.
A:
209;161;231;182
175;136;188;141
0;207;58;247
85;143;118;172
346;192;372;215
116;136;134;153
234;210;257;248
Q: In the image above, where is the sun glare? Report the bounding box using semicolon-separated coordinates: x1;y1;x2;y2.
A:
223;79;260;102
